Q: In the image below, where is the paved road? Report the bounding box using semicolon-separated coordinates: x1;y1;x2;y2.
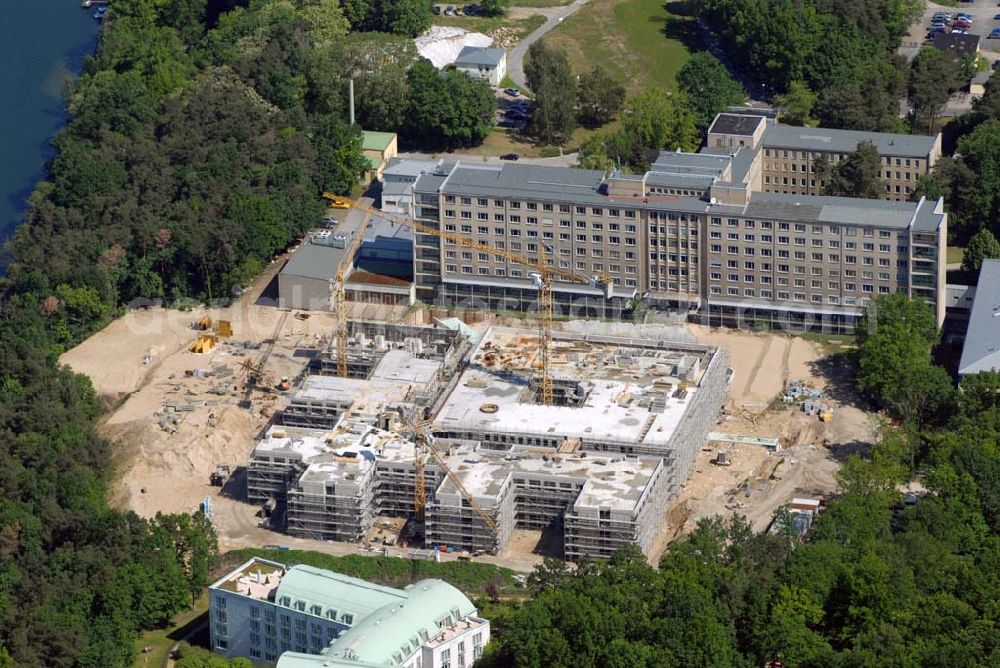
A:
507;0;594;91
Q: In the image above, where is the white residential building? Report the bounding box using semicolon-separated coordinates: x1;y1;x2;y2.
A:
208;557;490;667
454;46;507;87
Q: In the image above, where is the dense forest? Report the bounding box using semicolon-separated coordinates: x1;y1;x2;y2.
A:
2;1;998;666
481;295;1000;667
696;0;922;131
0;0;493;665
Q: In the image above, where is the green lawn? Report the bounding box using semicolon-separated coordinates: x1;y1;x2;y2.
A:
133;594;209;668
541;0;699;92
433;12;545;39
946;245;964;265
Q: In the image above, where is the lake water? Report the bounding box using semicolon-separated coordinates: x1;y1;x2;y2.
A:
0;1;98;244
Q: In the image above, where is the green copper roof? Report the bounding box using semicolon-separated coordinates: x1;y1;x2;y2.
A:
273;566;405;622
362;131;395;152
325;580;475;665
276;579;477;668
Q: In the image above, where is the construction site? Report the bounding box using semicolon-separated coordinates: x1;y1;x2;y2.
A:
238;321;728;560
57;196;878;570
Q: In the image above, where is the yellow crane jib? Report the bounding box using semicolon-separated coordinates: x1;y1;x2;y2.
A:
339;198;613;406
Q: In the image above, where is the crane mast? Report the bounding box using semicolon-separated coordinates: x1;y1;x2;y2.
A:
343;199;612;405
328;213;372;378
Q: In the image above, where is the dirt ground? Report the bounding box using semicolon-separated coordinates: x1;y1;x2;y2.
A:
645;326;877;564
59;254;410;520
62;282;874;572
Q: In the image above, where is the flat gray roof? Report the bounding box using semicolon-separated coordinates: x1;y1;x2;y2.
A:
365;216;413;242
763;123;937;158
651;151;731;174
708;113;765;136
719;192;944;230
429;162;609;205
959;259;1000;375
412;160;945;233
383;158;439;179
456;46;506;67
281;238;344;281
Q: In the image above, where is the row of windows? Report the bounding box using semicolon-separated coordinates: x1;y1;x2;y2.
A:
762;148;924;169
764;161;920;184
710;218;902;239
441;195;640;219
710;272;895;289
709;285;888;301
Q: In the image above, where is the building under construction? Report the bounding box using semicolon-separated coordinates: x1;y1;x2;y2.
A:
244;323;728;560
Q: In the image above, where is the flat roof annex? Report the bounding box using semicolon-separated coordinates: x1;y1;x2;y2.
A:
763;123;937;158
959;259;1000;375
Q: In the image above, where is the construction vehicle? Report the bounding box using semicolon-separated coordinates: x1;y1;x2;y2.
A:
322;192;352;209
210;464;231;486
342;199;612;405
238;310;288;407
215;319;233;337
328;213;373;377
195;315;212;330
190;333;217;353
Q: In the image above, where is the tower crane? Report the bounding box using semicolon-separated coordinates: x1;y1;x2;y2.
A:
343;200;613;405
328;213;373;378
405;414;499;539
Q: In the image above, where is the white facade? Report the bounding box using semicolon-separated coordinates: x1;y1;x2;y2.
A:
210;557;490;668
422;619;490;668
209;559;354;663
454;47;507;87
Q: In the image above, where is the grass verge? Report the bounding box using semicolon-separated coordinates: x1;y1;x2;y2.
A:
946;245;964;265
433;12;545;39
540;0;700;92
221;548;524;598
132;593;209;668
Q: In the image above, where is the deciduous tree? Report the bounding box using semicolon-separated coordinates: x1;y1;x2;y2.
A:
525;42;578;145
962;227;1000;275
576;66;625;128
676;52;746;130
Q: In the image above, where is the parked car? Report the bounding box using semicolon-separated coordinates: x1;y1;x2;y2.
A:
500;153;520;161
953;21;972;29
504;87;520;97
990;28;1000;38
953;29;969;34
498;119;517;129
432;5;441;14
995;13;1000;20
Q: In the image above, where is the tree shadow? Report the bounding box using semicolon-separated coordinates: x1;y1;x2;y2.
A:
660;2;705;53
827;439;872;462
806;352;870;409
167;611;210;647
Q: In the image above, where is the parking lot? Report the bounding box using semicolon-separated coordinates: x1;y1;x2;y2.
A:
902;0;1000;61
495;87;531;131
